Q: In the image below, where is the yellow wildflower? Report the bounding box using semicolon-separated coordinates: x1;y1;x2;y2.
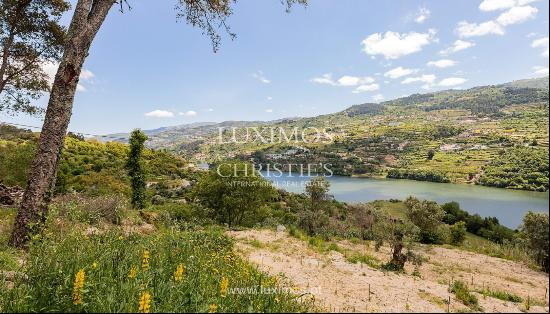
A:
174;264;185;282
219;276;229;298
209;303;218;313
92;262;97;269
138;292;151;313
72;269;85;305
128;265;137;279
142;249;150;271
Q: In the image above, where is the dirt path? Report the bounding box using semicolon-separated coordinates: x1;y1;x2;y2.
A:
228;229;549;313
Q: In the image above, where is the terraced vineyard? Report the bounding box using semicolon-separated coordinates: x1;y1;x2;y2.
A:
129;77;549;191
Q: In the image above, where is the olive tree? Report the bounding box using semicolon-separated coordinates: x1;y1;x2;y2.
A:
10;0;307;248
405;196;445;244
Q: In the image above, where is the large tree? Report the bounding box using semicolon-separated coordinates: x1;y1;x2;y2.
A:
9;0;307;248
0;0;69;115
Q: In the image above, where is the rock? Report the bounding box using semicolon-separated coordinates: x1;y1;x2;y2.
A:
276;224;286;233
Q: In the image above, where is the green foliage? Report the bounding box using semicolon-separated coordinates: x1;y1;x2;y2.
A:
451;280;480;310
0;0;69;115
405;197;445;244
520;211;549;272
126;129;148;209
0;139;35;186
49;194;127;225
481;288;522;303
441;202;515;244
304;176;331;208
449;221;467;245
372;209;420;271
191;161;278;227
387;169;450;183
0;229;313;312
478;147;549;191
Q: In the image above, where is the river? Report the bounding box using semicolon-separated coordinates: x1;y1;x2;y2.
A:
261;173;549;228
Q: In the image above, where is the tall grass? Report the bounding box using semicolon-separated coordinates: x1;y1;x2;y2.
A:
0;229;314;313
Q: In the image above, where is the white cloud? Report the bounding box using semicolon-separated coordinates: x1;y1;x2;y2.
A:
361;29;437;59
456;21;505;37
440;40;476;55
479;0;539;11
80;69;95;80
427;59;457;68
41;61;93;92
179;110;197;117
311;73;335;85
372;94;385;102
265;108;273;113
439;77;467;87
532;37;549;57
337;75;375;86
384;66;417;79
267;96;273;101
352;83;380;94
533;66;549;76
207;108;214;112
145;110;175;118
496;5;538;26
252;71;271;84
311;73;375;87
479;0;517;11
414;7;431;24
401;74;437;88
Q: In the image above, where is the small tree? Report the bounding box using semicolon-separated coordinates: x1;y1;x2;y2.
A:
450;221;467;245
405;196;445;244
192;161;277;227
520;211;549;272
126;129;147;209
305;176;331;211
372;211;421;271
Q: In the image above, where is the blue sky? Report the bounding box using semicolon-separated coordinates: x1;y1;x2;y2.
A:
2;0;549;135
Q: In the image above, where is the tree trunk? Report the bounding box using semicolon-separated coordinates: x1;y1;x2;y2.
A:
9;0;116;248
390;242;406;270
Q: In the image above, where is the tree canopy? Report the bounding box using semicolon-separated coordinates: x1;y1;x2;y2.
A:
0;0;69;115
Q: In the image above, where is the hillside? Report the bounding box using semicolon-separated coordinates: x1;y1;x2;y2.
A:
118;77;549;191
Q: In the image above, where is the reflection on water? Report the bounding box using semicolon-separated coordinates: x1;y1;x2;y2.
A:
262;172;549;228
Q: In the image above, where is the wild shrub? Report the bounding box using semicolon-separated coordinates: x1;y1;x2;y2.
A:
451;280;480;310
50;194;127;225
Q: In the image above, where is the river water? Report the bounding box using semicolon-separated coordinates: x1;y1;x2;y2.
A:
261;173;549;228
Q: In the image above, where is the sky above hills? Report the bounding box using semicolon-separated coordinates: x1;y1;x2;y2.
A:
2;0;549;135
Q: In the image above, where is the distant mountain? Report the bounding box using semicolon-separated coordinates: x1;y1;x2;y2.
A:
101;119;301;149
504;76;549;89
102;77;549;157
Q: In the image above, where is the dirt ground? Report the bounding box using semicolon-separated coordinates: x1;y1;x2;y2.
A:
228;229;550;313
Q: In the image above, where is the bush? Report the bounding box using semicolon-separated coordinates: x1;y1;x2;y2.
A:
450;221;467;245
520;211;549;272
191;161;278;227
405;197;445;244
50;194;127;225
0;229;313;312
451;280;480;310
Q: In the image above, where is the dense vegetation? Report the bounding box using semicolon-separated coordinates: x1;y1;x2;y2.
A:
0;124;189;198
478;147;549;191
